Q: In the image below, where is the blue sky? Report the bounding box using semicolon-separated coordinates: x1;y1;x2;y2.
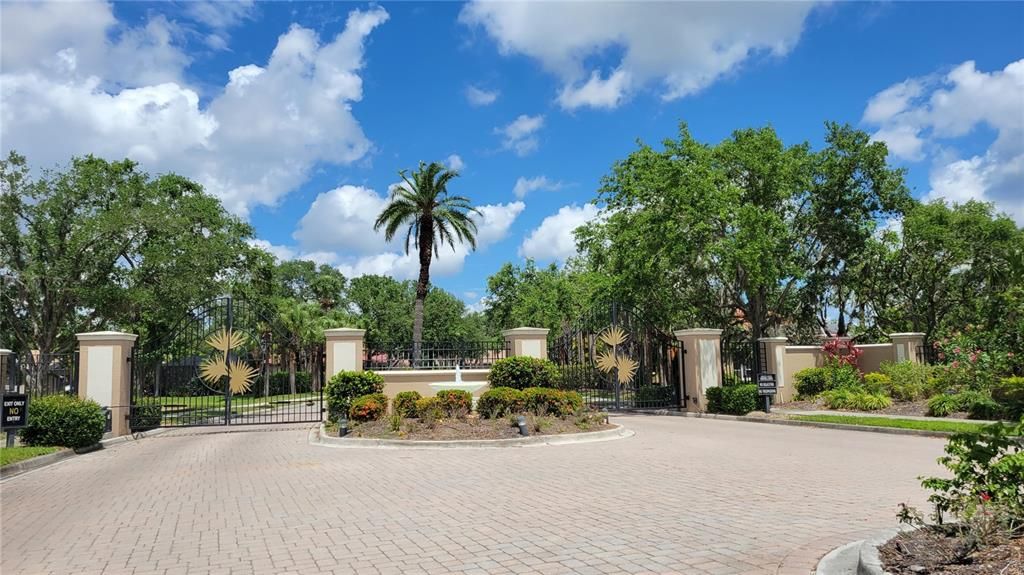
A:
2;1;1022;309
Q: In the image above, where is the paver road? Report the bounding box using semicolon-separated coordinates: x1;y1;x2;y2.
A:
0;415;945;575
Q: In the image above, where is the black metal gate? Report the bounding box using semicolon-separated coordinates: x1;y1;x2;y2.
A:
548;302;685;410
129;296;325;430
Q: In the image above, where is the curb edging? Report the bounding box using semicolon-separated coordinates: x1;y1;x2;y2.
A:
312;423;633;449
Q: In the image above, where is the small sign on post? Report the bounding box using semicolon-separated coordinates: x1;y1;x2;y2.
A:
2;393;29;447
757;373;777;413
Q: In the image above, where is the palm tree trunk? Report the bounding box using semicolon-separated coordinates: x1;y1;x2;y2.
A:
414;217;433;366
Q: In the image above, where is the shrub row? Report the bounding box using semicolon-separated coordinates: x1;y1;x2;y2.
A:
487;356;560;390
20;394;106;449
477;387;583;418
705;384;758;415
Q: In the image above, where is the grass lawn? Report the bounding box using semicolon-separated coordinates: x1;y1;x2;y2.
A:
1;446;61;467
789;414;1007;434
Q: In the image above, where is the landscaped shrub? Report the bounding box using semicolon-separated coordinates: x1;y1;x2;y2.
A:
20;394;106;449
477;387;525;418
861;372;892;395
794;365;860;398
992;377;1024;420
325;370;384;423
705;384;758;415
880;361;935;400
392;391;422;418
821;388;892;411
349;393;388;422
435;389;472;418
521;387;583;416
414;397;444;421
488;356;559;390
637;385;675;405
130;405;162;430
926;390;994;418
927;393;964;417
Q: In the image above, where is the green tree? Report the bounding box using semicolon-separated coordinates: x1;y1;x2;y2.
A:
373;161;478;356
273;260;347;310
0;152;255;354
484;259;605;338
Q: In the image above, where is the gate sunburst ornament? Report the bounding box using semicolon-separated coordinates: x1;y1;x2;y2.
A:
596;325;638;384
199;329;255;394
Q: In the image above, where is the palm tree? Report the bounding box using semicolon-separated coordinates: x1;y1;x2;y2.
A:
374;161;478;360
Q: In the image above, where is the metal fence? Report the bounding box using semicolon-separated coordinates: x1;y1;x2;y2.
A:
720;337;766;385
4;353;79;398
363;341;509;370
916;344;939;365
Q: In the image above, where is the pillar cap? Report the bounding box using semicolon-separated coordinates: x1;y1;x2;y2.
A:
758;337;789;343
673;328;722;339
889;332;925;338
324;328;365;338
76;331;138;342
0;348;11;355
502;327;549;337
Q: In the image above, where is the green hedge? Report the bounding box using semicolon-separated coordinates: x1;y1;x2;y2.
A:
325;370;384;423
349;393;388;422
414;397;444;421
435;390;472;418
488;356;559;390
793;365;861;397
478;387;525;418
392;391;422;418
705;384;758;415
20;395;106;449
926;390;999;419
268;371;312;395
820;388;892;411
522;387;582;416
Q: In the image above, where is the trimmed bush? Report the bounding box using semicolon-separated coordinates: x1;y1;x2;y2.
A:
705;384;758;415
879;361;935;400
861;373;892;395
130;404;162;430
477;387;525;418
325;370;384;423
927;393;963;417
488;356;559;390
637;385;675;405
926;390;994;418
993;377;1024;420
435;389;473;418
349;393;388;422
521;387;583;416
794;365;861;398
414;397;444;421
20;395;106;449
821;388;892;411
392;391;422;419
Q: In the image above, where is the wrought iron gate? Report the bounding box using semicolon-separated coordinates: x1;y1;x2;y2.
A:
129;297;325;430
548;302;685;410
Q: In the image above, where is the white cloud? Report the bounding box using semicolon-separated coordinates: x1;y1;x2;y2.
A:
336;201;525;280
460;1;817;110
465;85;499;106
446;154;466;172
248;239;296;262
520;204;600;262
0;3;389;217
185;1;256;51
513;176;564;199
863;59;1024;223
496;114;544;156
292;185;391;254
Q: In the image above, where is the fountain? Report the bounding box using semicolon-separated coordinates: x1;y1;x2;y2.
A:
428;364;486;400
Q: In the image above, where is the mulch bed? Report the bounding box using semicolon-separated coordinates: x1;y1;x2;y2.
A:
775;398;970;419
346;414;613;441
880;528;1024;574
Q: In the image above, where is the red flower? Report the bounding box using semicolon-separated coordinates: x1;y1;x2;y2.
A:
980;493;991;502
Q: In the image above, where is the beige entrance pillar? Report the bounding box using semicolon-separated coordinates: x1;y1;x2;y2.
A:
890;333;926;364
673;329;722;412
759;337;790;401
325;328;365;378
0;349;13;392
76;331;137;437
502;327;550;359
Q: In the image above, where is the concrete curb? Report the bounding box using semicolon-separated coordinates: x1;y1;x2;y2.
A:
311;423;633;450
0;426;169;481
621;409;954;439
857;528;903;575
814;527;904;575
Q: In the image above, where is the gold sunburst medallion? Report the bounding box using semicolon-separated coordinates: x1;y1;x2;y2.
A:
198;329;254;393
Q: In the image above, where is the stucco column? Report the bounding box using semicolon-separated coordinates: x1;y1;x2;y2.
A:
0;349;13;392
325;328;365;378
890;333;926;364
502;327;550;359
76;331;137;437
673;329;722;412
759;337;790;401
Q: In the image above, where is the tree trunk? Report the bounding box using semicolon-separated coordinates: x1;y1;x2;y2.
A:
413;215;433;366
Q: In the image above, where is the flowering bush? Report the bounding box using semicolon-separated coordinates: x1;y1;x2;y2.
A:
822;337;862;370
348;393;388;422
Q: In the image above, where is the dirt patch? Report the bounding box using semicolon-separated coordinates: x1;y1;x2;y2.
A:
345;413;613;441
880;528;1024;574
774;398;971;419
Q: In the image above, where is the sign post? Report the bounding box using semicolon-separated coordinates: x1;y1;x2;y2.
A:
2;393;29;447
757;374;777;413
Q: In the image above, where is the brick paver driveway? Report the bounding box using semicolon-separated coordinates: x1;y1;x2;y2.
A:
1;415;945;575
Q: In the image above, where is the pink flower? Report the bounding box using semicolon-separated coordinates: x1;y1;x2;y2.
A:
954;347;962;354
970;352;979;362
952;360;960;368
1009;352;1016;358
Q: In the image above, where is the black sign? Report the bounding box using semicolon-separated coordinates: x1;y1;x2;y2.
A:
2;394;29;429
757;373;777;396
